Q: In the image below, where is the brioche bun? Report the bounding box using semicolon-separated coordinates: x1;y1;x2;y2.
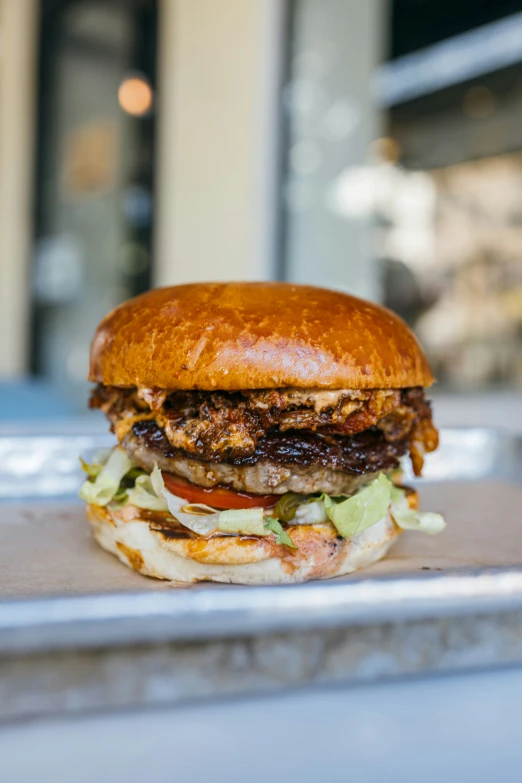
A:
89;282;433;391
87;502;404;585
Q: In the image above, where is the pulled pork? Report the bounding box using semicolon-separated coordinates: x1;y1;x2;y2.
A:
90;384;438;479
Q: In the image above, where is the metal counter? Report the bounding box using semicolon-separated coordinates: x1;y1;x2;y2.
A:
1;427;522;720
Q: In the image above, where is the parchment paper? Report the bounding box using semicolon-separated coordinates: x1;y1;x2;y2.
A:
0;481;520;599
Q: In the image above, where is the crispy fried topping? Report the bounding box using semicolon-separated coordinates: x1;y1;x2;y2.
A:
90;384;438;477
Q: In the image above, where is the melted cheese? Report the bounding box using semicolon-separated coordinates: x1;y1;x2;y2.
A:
283;388;360;414
136;388;168;410
310;390;353;413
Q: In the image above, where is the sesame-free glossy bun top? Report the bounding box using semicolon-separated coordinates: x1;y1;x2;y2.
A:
89;282;434;390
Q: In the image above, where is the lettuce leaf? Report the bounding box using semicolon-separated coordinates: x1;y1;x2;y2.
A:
322;473;392;538
79;447;112;480
173;512;220;536
79;447;133;507
390;487;446;535
293;499;328;524
127;473;169;511
393;508;446;535
127;468;297;544
80;449;445;546
80;457;103;480
275;493;309;523
218;507;266;536
129;466;220;534
390;484;408;505
264;517;297;548
217;509;296;547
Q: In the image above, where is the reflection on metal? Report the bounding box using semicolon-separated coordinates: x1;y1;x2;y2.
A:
403;428;521;485
377;12;522;107
3;567;522;655
0;426;521;657
0;433;114;499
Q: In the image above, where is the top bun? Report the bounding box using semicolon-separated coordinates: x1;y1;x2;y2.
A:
89;282;434;390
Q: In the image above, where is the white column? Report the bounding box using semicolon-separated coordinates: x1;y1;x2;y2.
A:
283;0;386;301
155;0;284;285
0;0;39;377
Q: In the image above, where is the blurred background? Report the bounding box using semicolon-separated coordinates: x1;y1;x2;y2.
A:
2;5;522;775
1;0;522;421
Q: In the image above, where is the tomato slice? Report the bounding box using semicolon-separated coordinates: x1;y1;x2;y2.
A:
162;472;277;510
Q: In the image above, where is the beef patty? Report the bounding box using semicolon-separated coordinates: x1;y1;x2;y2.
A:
123;422;404;495
90;384;438;492
131;419;405;473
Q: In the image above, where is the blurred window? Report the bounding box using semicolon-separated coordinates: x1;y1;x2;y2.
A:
32;0;157;411
382;2;522;390
281;0;522;391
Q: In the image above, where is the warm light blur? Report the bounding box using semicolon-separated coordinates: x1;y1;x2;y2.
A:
118;75;153;116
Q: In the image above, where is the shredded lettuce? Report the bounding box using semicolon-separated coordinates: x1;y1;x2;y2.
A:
80;448;445;546
390;487;446;535
112;487;129;504
275;492;309;523
276;475;446;539
218;507;266;536
174;512;220;536
170;507;298;547
393;507;446;535
80;457;103;480
215;509;296;547
390;484;405;504
293;499;328;524
143;467;219;534
322;473;392;538
127;473;169;511
150;464;169;500
79;447;133;506
80;447;112;480
169;509;297;547
132;466;220;534
215;511;297;548
264;517;297;548
182;503;220;515
275;493;330;524
122;465;297;546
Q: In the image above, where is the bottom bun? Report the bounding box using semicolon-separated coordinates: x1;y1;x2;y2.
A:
87;503;403;585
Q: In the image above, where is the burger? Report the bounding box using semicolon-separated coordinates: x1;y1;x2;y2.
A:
80;282;445;585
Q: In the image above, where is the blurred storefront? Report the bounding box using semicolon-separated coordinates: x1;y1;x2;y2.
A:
32;0;157;408
1;0;522;415
281;0;522;393
380;0;522;391
0;0;281;412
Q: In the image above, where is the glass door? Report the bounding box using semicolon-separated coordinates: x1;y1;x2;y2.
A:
32;0;157;410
